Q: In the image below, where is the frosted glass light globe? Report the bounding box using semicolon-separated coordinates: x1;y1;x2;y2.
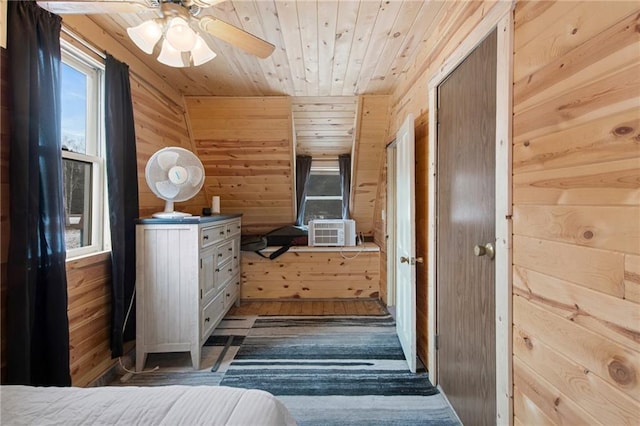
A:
165;17;197;52
127;20;163;54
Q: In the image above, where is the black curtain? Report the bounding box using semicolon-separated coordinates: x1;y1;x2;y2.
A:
105;54;139;358
6;1;71;386
338;154;351;219
294;155;312;226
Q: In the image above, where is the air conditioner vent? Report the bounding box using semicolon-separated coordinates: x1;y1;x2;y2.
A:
308;219;356;247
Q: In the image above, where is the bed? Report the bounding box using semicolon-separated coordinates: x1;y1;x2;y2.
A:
0;385;297;425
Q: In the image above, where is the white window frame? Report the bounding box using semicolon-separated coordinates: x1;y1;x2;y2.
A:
61;40;110;259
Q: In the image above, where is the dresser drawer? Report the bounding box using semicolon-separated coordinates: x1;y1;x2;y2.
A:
202;290;225;340
224;277;240;310
201;225;226;248
215;260;235;287
216;240;234;266
225;220;241;238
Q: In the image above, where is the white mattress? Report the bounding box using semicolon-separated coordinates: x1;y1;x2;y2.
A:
0;385;297;425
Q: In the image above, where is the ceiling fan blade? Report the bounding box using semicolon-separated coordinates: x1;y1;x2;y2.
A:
198;16;275;59
37;0;155;14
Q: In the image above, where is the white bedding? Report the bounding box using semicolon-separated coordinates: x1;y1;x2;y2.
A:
0;385;297;425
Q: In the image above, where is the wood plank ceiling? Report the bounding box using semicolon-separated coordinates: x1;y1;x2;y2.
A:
58;0;445;157
80;0;445;97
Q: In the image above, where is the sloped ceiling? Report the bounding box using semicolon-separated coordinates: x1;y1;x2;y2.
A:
67;0;446;97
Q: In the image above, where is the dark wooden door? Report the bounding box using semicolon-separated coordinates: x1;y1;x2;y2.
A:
436;30;497;426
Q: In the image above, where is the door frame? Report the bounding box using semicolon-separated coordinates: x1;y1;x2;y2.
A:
426;3;514;424
385;141;397;308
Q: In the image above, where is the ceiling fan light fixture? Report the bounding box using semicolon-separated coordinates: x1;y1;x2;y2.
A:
165;17;198;52
190;35;216;66
127;19;163;54
157;39;187;68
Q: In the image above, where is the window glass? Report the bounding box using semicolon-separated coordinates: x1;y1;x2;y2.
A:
61;63;87;154
304;199;342;223
306;174;341;197
303;166;343;224
60;41;108;259
62;158;92;249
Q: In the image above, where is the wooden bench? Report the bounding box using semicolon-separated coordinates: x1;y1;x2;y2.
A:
241;243;380;300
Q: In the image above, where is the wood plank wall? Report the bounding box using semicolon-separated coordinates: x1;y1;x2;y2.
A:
132;79;207;218
386;0;498;381
351;95;391;235
372;149;387;304
184;96;295;236
241;248;380;300
292;96;358;158
1;47;9;382
511;2;640;424
385;0;640;423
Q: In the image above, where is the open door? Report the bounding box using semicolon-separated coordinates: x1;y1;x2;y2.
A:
395;113;416;373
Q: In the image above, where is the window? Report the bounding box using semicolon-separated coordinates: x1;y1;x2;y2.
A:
61;41;109;258
303;159;343;224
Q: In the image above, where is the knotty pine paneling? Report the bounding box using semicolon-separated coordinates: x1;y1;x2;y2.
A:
184;96;294;236
511;2;640;424
389;0;493;131
372;146;387;305
241;249;380;300
351;95;390;235
292;96;358;158
131;79;208;219
386;0;640;423
66;253;113;387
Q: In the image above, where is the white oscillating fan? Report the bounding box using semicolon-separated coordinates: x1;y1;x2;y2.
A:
145;147;205;219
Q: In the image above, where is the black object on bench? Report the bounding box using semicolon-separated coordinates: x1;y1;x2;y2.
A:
241;225;308;260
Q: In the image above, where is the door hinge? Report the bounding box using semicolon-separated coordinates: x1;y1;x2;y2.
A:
435;334;439;350
200;259;202;268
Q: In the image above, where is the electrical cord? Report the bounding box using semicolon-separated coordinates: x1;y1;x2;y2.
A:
118;287;159;377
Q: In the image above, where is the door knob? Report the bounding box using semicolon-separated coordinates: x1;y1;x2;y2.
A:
400;256;423;265
474;243;495;260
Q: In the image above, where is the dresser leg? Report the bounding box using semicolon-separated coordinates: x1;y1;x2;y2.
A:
136;350;148;372
190;346;201;370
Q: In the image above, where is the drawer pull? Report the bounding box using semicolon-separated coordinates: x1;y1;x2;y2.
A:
219;231;225;236
227;229;231;233
226;293;230;297
218;253;223;257
204;317;210;323
228;268;233;272
203;235;209;240
215;268;220;272
228;247;232;251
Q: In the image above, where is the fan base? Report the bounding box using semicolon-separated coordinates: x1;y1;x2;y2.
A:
152;211;193;219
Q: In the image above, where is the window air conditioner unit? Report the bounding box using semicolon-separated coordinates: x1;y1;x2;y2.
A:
308;219;356;247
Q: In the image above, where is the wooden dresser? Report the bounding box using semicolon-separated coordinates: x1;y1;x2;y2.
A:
135;214;242;371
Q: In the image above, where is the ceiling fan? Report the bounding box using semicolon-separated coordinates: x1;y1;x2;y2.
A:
37;0;275;67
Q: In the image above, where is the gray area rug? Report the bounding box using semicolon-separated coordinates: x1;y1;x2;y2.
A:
216;315;460;425
114;315;460;425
